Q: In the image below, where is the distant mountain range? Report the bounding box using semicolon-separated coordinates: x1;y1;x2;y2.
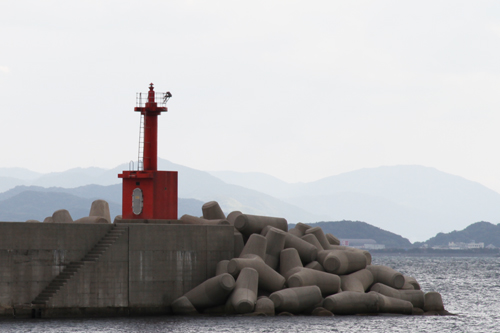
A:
0;190;121;222
0;160;321;223
0;185;204;222
0;186;498;249
210;166;500;242
1;160;500;242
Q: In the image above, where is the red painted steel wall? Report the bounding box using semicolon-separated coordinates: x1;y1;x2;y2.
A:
119;170;178;220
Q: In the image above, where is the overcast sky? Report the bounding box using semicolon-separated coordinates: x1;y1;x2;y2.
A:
1;1;500;192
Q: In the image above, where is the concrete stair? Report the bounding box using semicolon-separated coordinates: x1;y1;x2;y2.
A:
31;224;128;306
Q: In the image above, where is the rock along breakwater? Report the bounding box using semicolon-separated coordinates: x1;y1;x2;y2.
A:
172;201;451;317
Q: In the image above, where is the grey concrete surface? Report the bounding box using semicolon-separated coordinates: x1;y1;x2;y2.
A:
0;222;234;317
227;255;286;292
404;276;421;290
340;268;374;293
239;234;267;259
180;214;229;225
170;296;199;315
370;282;425;309
305;261;324;271
260;225;272;237
234;214;287;237
0;223;111;310
366;265;405;289
424;291;445;312
304;227;331;250
264;228;286;270
52;209;73;223
202;201;226;220
254;296;275;316
73;216;110;224
311;306;334;316
128;225;234;308
284;233;317;264
0;219;444;318
287;268;341;296
287;228;303;237
361;250;372;266
328;245;372;265
234;231;245;258
269;286;323;314
226;211;242;226
279;248;303;280
183;273;235;310
325;233;340;246
301;233;325;251
375;291;414;314
229;267;258;314
322;250;367;275
89;199;111;224
294;223;311;236
216;260;230;275
48;225;128;309
323;291;379;314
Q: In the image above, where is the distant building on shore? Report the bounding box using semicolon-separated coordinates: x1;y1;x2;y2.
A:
430;241;485;250
339;239;386;250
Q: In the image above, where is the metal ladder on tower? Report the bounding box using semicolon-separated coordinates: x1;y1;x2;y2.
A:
137;113;145;171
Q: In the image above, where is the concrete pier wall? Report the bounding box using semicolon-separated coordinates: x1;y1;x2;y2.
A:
49;225;128;309
0;222;234;317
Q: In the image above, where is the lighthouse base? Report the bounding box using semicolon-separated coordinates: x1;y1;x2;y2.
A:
118;170;178;220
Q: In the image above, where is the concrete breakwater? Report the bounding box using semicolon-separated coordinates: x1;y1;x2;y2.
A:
0;199;448;318
172;202;449;317
0;221;233;318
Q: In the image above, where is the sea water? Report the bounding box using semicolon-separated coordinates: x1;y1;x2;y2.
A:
1;256;499;333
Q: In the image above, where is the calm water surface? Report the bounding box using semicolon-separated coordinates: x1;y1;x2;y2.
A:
1;256;499;333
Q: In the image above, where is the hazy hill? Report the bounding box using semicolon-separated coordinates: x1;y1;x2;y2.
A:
155;159;322;222
284;192;432;240
0;191;115;222
0;167;42;180
0;184;122;203
0;187;205;222
0;176;27;193
210;166;500;241
31;167;111;188
0;160;321;224
291;220;413;249
3;162;500;242
419;221;500;248
0;165;125;190
208;171;293;198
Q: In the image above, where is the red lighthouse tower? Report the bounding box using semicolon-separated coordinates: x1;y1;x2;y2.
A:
118;83;178;220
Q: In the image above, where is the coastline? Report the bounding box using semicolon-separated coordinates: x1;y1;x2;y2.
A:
371;248;500;257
